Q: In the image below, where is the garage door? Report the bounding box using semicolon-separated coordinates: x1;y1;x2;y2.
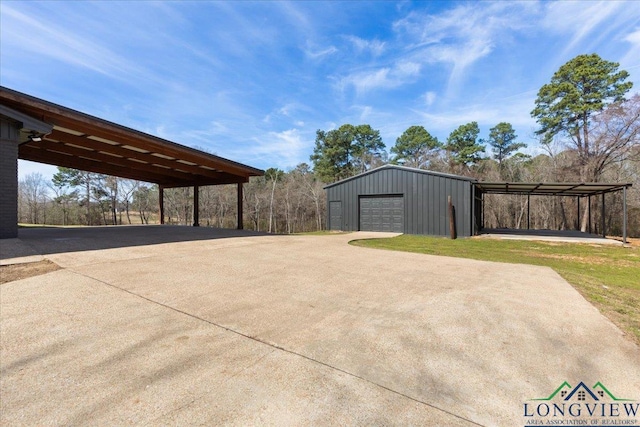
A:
359;196;404;232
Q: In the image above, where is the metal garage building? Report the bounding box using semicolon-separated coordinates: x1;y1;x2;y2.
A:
325;165;478;237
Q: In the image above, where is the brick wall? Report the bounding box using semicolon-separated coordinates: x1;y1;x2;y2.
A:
0;118;20;239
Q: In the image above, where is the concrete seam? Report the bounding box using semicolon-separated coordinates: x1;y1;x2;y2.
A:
71;269;485;427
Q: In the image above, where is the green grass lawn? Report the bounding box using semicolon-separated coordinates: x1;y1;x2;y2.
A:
350;235;640;344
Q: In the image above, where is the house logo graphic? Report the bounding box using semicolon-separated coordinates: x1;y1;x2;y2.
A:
523;381;639;426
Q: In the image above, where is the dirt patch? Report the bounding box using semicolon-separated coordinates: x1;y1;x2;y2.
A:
609;236;640;247
0;260;61;284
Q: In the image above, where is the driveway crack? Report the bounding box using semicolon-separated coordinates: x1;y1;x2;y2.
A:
70;268;484;427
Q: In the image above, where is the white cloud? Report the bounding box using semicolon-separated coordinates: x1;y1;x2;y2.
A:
410;91;538;142
338;60;421;94
249;129;309;168
346;35;386;56
304;42;338;59
424;91;437;106
542;1;625;56
392;3;535;97
621;28;640;71
1;4;144;80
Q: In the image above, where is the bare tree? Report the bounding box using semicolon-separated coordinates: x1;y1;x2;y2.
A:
19;173;48;224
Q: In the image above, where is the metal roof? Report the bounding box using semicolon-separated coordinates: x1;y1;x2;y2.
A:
0;86;263;188
474;182;632;196
324;164;477;189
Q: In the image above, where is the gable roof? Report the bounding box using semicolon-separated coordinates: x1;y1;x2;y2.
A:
324;164;477;189
1;86;263;188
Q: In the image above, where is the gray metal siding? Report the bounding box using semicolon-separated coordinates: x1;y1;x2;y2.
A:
326;166;473;237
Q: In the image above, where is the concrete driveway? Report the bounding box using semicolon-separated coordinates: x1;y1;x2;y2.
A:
1;226;639;426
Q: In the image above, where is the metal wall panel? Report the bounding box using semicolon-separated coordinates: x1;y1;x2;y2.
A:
325;165;474;237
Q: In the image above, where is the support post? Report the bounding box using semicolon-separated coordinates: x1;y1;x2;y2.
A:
193;185;199;227
623;186;628;244
588;195;591;234
0;118;20;238
527;194;530;230
237;182;243;230
159;186;165;225
471;187;476;235
576;196;580;231
601;193;606;238
448;195;457;239
481;193;485;230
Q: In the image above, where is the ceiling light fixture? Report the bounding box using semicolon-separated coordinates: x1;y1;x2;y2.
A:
28;132;42;142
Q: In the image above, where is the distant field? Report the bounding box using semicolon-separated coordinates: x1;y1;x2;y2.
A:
351;235;640;344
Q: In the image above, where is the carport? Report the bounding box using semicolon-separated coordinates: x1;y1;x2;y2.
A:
0;86;263;238
474;181;633;244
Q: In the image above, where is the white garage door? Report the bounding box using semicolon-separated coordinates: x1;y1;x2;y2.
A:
359;196;404;232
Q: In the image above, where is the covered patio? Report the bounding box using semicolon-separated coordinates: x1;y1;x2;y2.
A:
474;181;633;244
0;86;263;238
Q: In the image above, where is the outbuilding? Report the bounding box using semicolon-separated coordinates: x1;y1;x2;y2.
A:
325;165;479;237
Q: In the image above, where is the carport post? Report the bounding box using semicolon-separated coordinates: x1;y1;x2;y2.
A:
527;194;530;230
601;193;606;238
193;185;200;227
481;193;485;230
159;186;165;225
588;195;591;234
576;196;580;231
237;183;243;230
623;186;627;244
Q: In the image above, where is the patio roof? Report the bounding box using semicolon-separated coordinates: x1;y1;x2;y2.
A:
0;86;263;188
474;182;632;196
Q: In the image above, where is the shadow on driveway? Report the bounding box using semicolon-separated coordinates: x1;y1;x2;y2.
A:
3;225;270;260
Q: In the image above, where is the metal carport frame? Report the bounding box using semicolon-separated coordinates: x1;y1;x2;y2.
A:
474;182;633;244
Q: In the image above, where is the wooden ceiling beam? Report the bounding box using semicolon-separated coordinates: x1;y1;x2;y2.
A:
28;139;199;182
1;87;264;183
46;129;245;182
43;113;255;178
19;145;179;185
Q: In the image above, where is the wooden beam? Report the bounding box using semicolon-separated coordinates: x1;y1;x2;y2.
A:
19;145;174;184
30;139;199;182
1;87;264;182
46;130;241;182
45;115;256;178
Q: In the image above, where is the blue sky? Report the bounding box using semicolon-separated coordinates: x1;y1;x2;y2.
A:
2;1;639;180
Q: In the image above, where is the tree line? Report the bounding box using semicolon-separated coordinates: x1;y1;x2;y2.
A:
17;54;640;236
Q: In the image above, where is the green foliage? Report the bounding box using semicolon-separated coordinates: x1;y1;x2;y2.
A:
444;121;485;167
264;167;284;181
531;53;632;145
310;123;385;182
52;167;82;189
487;122;528;174
390;125;441;168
